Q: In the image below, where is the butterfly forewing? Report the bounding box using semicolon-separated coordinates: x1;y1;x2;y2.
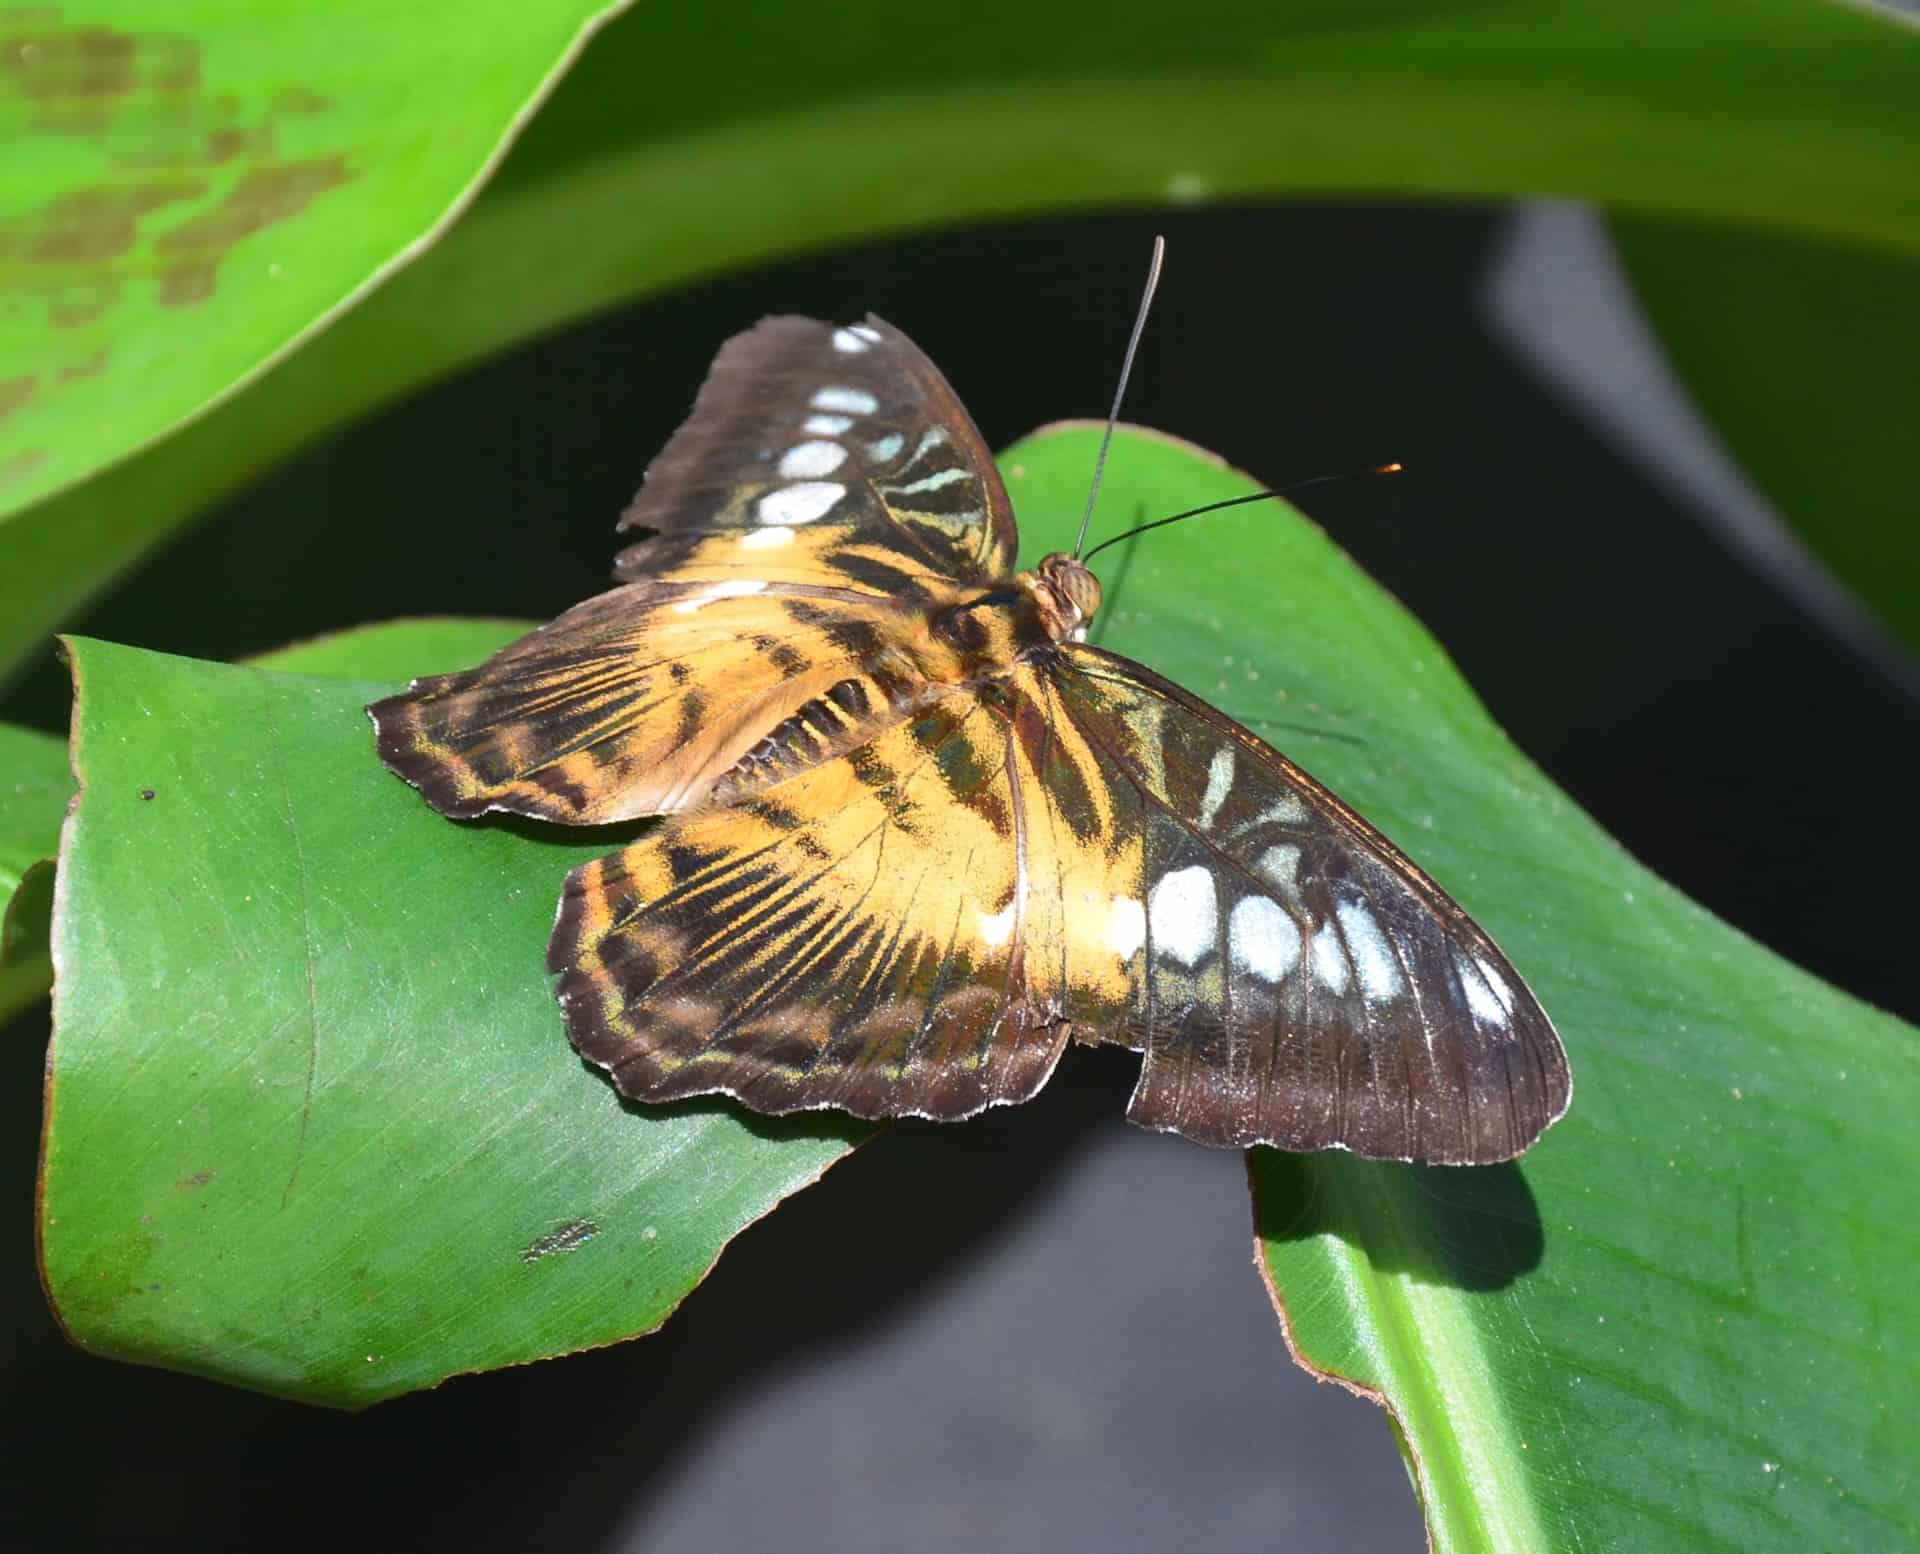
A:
370;317;1017;823
615;315;1018;591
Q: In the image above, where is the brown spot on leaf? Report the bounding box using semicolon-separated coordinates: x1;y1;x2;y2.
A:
270;83;331;116
0;374;36;420
139;786;155;800
0;447;47;488
156;257;216;307
174;1167;213;1190
206;122;275;163
520;1219;599;1264
0;22;198;133
1;25;135;99
56;346;107;381
154;153;350;307
50;281;118;328
158;154;349;252
25;179;206;263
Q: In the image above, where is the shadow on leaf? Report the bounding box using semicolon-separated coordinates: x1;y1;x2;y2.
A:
1250;1147;1545;1293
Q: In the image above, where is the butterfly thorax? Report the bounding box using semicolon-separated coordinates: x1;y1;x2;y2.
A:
928;552;1102;668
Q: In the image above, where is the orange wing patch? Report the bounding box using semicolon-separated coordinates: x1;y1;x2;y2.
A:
548;672;1147;1121
369;581;946;823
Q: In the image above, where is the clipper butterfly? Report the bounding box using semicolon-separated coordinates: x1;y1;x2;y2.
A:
369;314;1570;1163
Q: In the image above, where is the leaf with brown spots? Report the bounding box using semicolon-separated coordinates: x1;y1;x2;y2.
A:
0;0;631;525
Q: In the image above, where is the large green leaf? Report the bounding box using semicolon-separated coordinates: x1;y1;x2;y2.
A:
0;721;69;1018
5;0;1918;683
41;626;861;1408
1610;215;1920;654
0;0;627;522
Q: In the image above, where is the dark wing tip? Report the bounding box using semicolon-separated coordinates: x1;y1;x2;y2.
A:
1125;995;1570;1166
365;686;496;821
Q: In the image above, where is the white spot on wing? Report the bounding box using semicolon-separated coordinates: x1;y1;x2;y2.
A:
901;426;949;466
832;327;872;352
850;324;882;342
1229;897;1300;982
1148;865;1217;967
893;466;971;495
804;414;852;435
978;899;1018;948
756;481;845;525
1462;954;1516;1025
1243;795;1309;831
1106;897;1146;961
1337;899;1404;1001
778;439;847;478
811;387;878;415
740;525;793;549
1197;747;1234;830
1255;843;1301;894
672;579;767;614
867;432;904;461
1310;926;1350;993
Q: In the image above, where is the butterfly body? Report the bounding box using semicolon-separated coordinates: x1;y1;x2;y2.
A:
370;315;1570;1163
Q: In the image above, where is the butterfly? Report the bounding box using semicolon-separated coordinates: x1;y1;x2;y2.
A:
368;313;1570;1164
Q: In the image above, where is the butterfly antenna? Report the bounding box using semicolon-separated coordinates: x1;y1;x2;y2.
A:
1073;234;1167;561
1079;464;1402;567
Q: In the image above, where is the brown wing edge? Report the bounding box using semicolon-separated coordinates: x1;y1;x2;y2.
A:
615;313;1019;585
367;670;515;822
1059;646;1573;1165
545;843;1072;1124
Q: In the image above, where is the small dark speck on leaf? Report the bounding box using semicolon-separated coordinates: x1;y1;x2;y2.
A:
175;1168;213;1189
139;786;155;800
521;1218;598;1264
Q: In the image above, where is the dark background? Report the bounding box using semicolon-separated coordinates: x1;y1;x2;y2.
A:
4;202;1914;1551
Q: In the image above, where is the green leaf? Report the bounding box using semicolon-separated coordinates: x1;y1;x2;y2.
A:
41;629;860;1408
7;0;1920;682
0;721;69;1018
0;0;628;523
1610;215;1920;653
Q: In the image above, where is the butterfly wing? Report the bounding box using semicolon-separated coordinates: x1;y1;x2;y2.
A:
548;684;1079;1121
615;313;1018;590
370;315;1018;823
1042;644;1570;1163
548;645;1567;1162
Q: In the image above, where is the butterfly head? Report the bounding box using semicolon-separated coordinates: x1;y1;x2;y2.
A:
1032;552;1102;644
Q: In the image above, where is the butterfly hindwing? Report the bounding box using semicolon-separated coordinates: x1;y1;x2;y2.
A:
548;689;1084;1120
1045;646;1570;1162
